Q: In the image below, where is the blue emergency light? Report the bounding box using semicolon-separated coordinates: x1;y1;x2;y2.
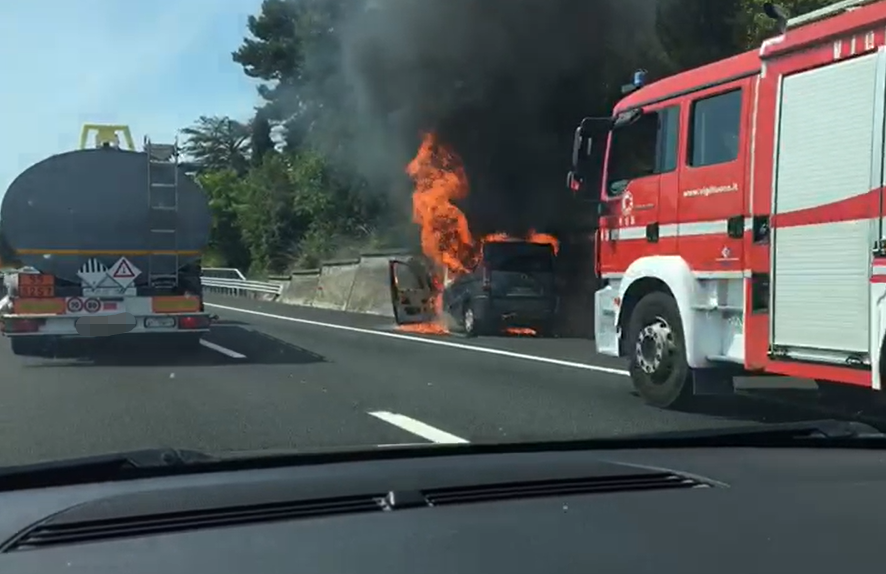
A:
620;69;648;95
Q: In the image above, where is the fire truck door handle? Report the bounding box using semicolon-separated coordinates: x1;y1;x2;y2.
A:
645;223;659;243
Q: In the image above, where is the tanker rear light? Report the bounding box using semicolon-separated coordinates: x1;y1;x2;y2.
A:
2;318;42;333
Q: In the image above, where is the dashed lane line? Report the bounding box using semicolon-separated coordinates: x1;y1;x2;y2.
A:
368;411;469;444
199;339;246;359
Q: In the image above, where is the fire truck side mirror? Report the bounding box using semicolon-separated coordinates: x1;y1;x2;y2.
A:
571;127;592;169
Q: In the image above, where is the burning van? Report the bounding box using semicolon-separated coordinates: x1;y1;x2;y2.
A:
389;238;558;337
392;132;560;336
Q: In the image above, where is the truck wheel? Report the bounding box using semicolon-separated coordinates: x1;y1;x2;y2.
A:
10;337;48;357
626;292;693;409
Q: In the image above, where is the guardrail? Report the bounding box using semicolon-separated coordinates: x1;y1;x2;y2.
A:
202;267;246;281
200;276;282;296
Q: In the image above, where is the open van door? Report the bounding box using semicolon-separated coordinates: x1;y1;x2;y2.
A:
389;258;436;325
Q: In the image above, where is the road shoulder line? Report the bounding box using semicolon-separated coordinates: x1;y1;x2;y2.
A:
205;302;630;376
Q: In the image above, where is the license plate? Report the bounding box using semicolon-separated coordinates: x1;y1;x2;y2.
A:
19;285;54;297
145;317;175;328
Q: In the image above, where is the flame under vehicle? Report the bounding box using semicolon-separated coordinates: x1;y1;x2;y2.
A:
0;124;212;356
568;0;886;408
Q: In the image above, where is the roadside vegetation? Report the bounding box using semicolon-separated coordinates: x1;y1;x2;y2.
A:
184;0;830;276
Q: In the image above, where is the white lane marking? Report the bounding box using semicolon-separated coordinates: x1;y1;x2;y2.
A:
199;339;246;359
369;411;469;444
205;302;630;376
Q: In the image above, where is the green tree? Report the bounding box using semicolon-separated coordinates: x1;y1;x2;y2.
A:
739;0;835;47
250;109;275;166
181;115;250;174
656;0;746;69
236;153;302;273
232;0;357;150
196;169;251;270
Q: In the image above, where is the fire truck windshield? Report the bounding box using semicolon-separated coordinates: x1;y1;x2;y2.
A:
606;111;658;193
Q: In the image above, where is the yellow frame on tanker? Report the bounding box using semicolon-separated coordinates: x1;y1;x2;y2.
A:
79;124;135;151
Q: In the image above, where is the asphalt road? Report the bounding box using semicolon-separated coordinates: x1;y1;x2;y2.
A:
0;294;875;466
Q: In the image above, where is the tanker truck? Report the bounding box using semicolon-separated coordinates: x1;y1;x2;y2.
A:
0;124;213;357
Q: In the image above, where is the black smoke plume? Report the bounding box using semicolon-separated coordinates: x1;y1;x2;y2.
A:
305;0;666;237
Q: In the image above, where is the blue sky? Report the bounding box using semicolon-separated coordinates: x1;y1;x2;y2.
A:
0;0;265;194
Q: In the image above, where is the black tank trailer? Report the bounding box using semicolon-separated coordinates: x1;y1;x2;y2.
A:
0;146;211;289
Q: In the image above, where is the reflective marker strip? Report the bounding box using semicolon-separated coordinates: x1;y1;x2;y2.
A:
151;296;202;313
11;298;65;314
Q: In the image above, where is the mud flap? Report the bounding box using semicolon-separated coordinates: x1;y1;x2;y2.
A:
389;259;436;325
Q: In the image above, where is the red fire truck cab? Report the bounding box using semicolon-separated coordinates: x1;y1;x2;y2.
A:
569;0;886;408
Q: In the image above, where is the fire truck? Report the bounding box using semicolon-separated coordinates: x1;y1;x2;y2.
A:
567;0;886;408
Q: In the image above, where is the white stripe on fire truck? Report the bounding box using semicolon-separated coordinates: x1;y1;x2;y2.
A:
602;217;753;241
600;270;750;279
872;265;886;276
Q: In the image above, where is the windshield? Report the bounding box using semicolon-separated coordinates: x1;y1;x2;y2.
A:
607;113;659;186
0;0;876;474
483;243;554;273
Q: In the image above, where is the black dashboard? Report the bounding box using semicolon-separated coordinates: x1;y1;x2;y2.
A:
0;443;881;573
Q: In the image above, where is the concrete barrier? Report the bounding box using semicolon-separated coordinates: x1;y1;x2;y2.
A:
279;269;320;306
344;249;412;317
215;249;421;320
311;258;360;310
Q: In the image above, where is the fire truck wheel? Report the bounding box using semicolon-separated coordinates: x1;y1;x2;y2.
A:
626;292;693;409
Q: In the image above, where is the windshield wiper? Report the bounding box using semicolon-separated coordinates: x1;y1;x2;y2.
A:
0;448;219;491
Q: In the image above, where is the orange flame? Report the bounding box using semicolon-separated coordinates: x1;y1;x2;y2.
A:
399;133;559;336
504;327;537;337
406;133;474;274
407;133;559;276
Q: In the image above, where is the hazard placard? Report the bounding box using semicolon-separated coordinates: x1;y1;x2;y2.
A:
108;257;141;289
77;258;108;288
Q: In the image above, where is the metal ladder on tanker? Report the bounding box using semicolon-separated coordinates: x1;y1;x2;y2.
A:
144;136;180;289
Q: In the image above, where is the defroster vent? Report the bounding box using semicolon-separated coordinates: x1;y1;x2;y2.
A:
3;471;709;551
424;471;709;506
4;494;385;552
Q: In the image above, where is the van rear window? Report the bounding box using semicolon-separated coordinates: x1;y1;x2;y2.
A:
482;243;554;273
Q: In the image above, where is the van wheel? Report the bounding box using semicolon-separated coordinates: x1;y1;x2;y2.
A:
626;292;693;409
11;337;49;357
462;302;479;337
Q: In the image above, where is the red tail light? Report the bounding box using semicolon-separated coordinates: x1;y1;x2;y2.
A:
6;319;40;333
178;315;209;330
